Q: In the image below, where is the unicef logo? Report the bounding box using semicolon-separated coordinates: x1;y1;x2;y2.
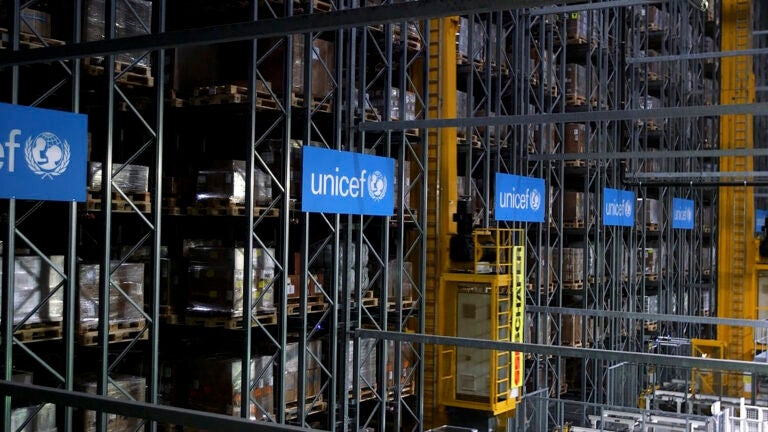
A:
623;200;632;216
686;208;693;221
24;132;70;179
529;188;541;211
367;170;388;201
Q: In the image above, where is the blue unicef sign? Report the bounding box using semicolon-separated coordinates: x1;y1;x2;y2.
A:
301;146;395;216
494;173;545;222
672;198;695;230
603;188;635;226
0;103;88;202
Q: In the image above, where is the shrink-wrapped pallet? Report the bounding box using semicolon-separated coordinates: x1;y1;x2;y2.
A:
457;17;484;61
563;63;587;102
347;339;377;392
564;123;587;153
78;374;146;432
187;247;275;316
370;88;416;121
561;315;582;346
84;0;152;66
285;340;323;404
635;198;661;228
262;38;335;99
88;162;150;194
554;248;584;283
78;262;144;331
0;255;64;324
188;355;274;420
387;340;416;389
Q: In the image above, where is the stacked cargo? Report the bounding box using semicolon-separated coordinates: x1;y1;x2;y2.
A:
263;37;336;106
285;340;323;406
77;374;146;432
193;160;272;212
77;262;145;345
563;63;587;106
348;339;377;397
0;255;64;328
635;198;662;231
186;246;275;318
86;162;151;212
563;123;588;164
370;88;417;121
84;0;154;86
387;340;416;393
529;246;555;293
188;355;274;420
553;248;584;289
643;295;659;331
553;191;591;228
457;17;485;64
11;403;56;432
637;96;664;130
561;315;582;347
388;260;414;304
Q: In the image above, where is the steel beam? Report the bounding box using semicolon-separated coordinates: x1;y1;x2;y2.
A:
358;103;768;131
0;0;606;67
0;381;314;432
627;47;768;63
357;330;768;375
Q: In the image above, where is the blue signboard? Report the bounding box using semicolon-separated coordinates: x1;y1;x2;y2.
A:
757;209;768;233
494;173;545;222
672;198;695;230
603;188;635;227
301;146;395;216
0;103;88;202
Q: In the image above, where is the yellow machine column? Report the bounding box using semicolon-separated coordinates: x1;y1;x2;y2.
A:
717;0;756;396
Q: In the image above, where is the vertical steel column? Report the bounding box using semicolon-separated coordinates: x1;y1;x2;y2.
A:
2;2;20;429
149;2;165;431
64;1;84;431
96;1;117;431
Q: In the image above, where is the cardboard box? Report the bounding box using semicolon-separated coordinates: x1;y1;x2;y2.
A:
262;38;335;99
561;315;582;346
564;123;586;153
88;161;150;194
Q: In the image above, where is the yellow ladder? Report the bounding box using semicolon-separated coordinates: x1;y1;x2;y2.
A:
718;0;755;396
422;17;458;428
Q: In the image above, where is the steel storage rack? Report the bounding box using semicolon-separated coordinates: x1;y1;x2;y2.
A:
0;0;427;431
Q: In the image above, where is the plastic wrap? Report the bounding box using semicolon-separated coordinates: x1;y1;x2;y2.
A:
285;340;323;404
196;161;271;206
554;191;587;222
530;246;554;288
634;5;668;31
644;295;659;315
566;12;589;42
456;91;469;121
638;50;662;79
387;260;413;300
21;8;52;38
78;374;146;432
635;247;660;275
186;247;275;316
188;355;274;420
387;340;416;389
635;198;661;227
78;262;144;330
370;88;416;121
564;63;587;100
533;123;557;154
554;248;584;283
0;256;64;325
457;17;484;61
262;38;335;99
561;315;582;346
85;0;152;66
702;246;713;274
348;339;377;392
394;160;411;210
564;123;586;153
88;161;150;193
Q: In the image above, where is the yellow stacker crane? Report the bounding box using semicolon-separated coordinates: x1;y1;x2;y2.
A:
692;0;757;399
420;17;525;431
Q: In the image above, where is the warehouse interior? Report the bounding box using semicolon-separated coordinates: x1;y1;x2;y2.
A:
1;0;768;431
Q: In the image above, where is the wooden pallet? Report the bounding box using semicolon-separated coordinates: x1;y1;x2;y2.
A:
78;320;148;346
184;312;278;328
190;85;277;110
565;94;587;107
563;219;586;229
160;313;181;325
457;132;482;148
186;201;278;217
563;341;583;348
562;281;584;291
83;191;151;213
643;120;661;131
13;322;63;342
355;292;379;308
387;298;416;312
350;387;377;402
641;223;660;232
287;301;328;315
285;398;327;420
83;57;154;88
566;35;588;45
388;384;415;399
291;93;332;113
642;71;661;82
457;54;485;69
0;28;65;50
641;273;659;281
529;282;556;294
